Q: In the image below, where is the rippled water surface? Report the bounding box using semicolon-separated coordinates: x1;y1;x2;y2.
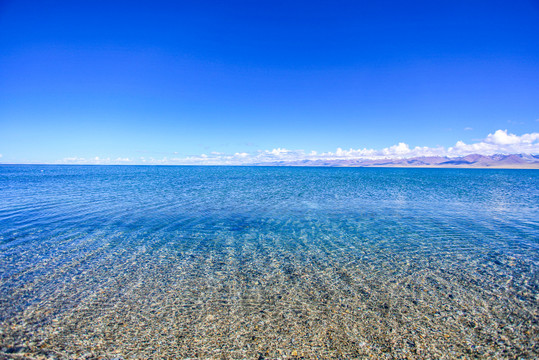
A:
0;165;538;359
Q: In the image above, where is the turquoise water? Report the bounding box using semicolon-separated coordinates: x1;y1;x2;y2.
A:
0;165;538;358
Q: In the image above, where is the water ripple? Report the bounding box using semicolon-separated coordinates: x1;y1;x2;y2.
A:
0;165;538;358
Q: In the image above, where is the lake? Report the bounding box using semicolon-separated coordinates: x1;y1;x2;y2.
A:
0;165;537;358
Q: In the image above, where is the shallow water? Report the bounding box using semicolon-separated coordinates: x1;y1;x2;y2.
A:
0;165;538;359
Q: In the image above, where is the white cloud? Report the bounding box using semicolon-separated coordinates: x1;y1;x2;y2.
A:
383;142;411;156
269;148;290;156
59;157;111;164
485;129;521;145
59;156;131;165
447;129;539;156
54;129;538;165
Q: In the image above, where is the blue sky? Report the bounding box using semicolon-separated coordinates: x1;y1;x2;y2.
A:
1;0;538;164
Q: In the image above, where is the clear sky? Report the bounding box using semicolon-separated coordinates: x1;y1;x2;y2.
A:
1;0;538;164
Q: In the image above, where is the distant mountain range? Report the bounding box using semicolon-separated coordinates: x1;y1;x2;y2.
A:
255;154;539;168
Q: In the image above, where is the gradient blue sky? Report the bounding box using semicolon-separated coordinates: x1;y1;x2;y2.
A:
1;0;538;164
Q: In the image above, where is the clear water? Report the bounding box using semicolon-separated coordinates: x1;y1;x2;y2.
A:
0;165;538;359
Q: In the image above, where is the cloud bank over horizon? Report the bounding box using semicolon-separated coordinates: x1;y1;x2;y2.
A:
51;129;539;165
